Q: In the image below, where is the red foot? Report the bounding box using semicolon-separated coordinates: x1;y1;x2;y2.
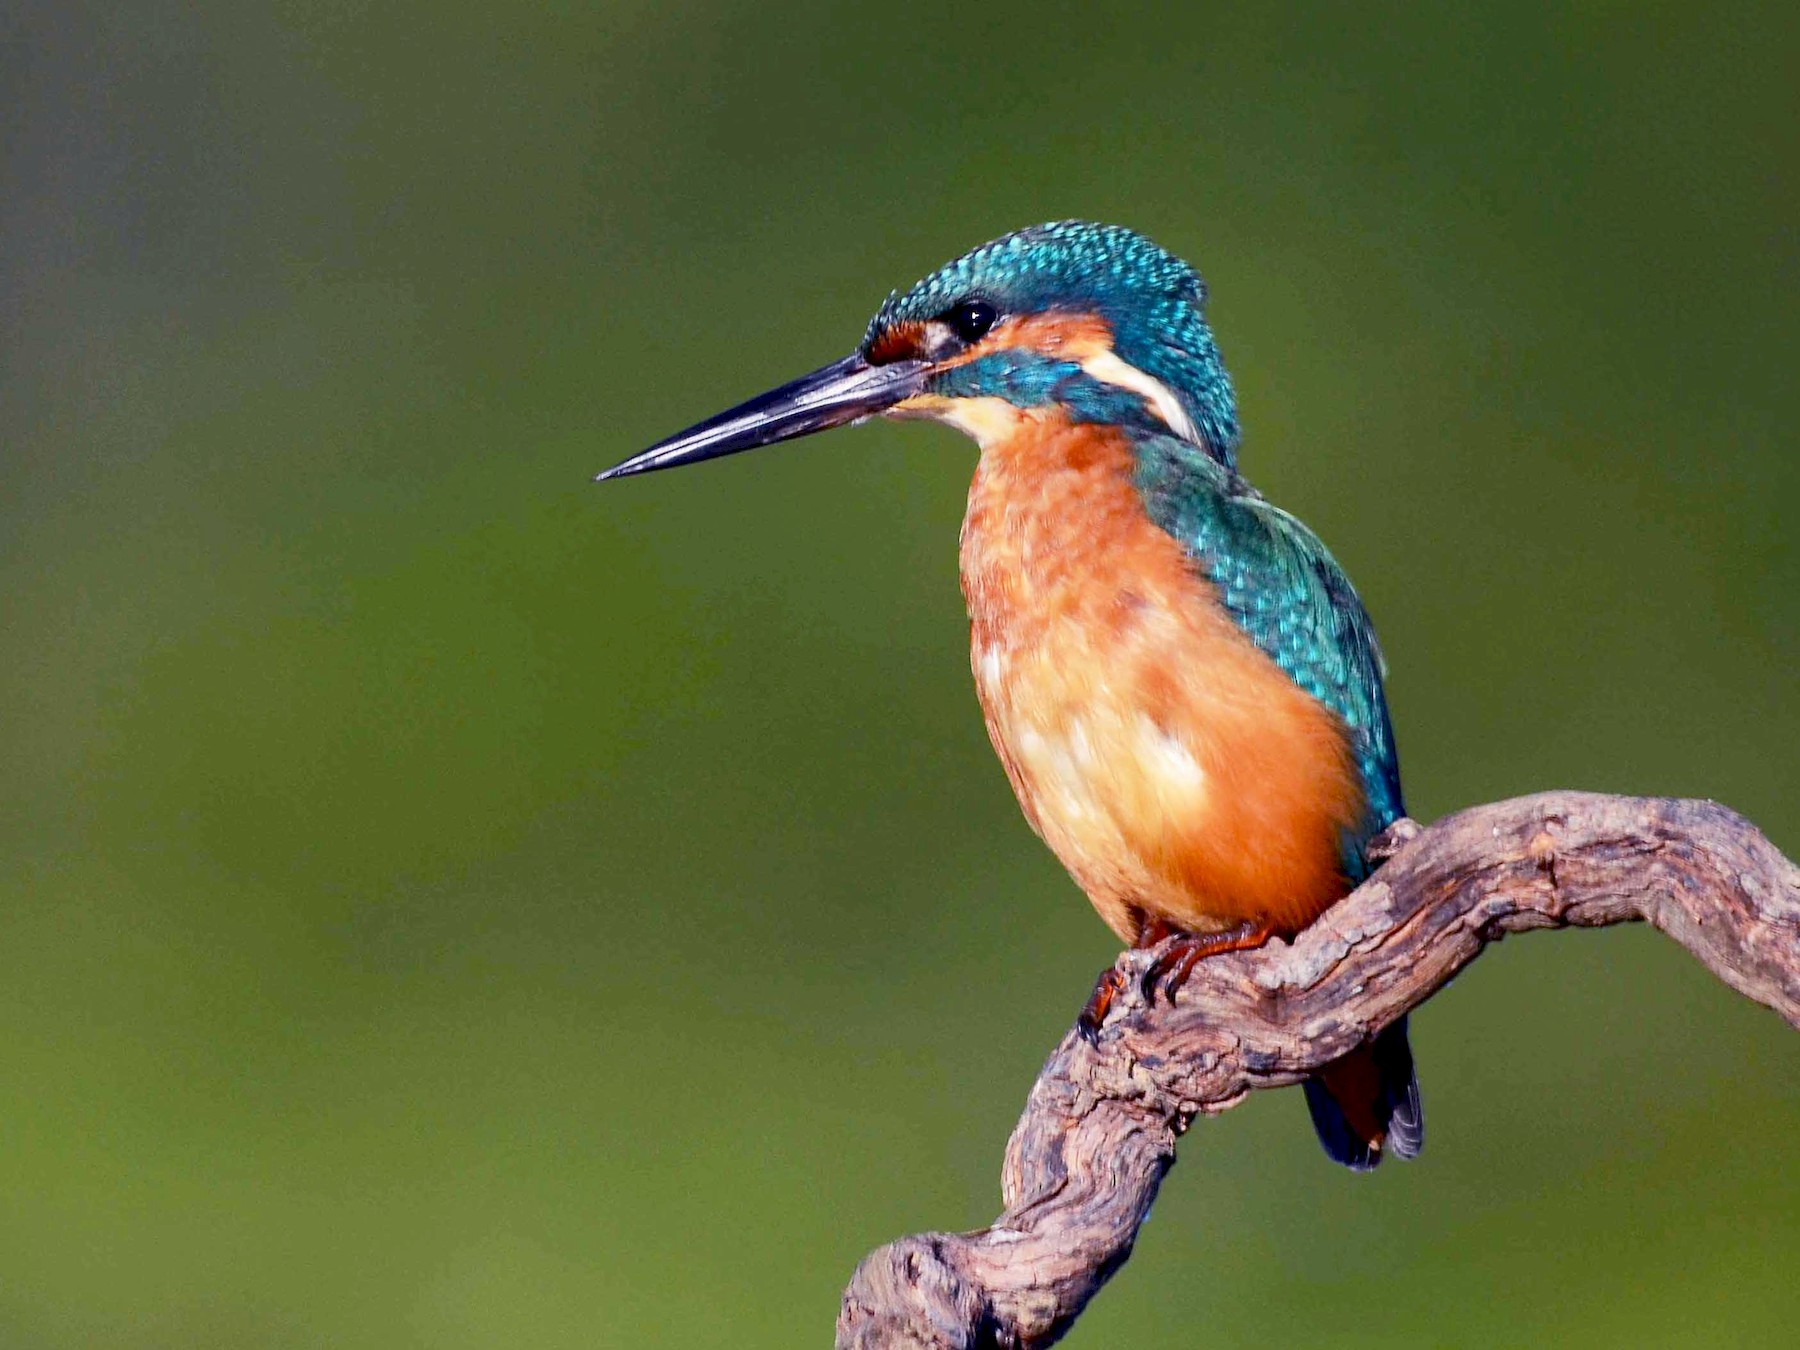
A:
1080;918;1279;1034
1145;920;1278;1004
1079;915;1185;1037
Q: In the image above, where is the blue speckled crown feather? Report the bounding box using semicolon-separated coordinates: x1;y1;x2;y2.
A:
864;222;1243;467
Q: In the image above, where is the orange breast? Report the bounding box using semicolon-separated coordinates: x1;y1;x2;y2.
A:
959;414;1365;945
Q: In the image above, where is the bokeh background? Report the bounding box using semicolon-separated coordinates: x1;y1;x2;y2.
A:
5;3;1798;1346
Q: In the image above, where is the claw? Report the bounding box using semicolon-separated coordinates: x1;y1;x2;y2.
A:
1077;966;1127;1040
1143;921;1277;1005
1364;817;1422;864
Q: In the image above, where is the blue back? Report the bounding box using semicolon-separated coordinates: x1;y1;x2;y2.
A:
1134;432;1405;880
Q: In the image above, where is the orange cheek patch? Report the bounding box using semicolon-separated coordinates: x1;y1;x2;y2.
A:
874;310;1117;371
987;311;1114;357
936;311;1118;369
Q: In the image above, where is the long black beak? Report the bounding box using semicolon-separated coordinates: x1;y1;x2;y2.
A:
596;353;930;482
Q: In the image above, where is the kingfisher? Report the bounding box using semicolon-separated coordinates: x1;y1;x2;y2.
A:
599;222;1423;1170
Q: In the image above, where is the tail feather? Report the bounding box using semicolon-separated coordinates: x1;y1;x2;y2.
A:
1303;1017;1423;1171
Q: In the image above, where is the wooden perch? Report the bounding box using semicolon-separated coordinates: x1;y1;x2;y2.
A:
835;791;1800;1349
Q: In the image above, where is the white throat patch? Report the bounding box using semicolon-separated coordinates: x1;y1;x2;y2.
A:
890;393;1029;452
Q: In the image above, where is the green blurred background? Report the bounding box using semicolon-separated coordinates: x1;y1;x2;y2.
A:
4;2;1797;1345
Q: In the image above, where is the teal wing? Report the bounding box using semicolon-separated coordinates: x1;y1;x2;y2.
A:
1134;436;1404;874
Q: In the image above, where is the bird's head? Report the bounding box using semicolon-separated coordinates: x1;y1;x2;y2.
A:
598;221;1240;482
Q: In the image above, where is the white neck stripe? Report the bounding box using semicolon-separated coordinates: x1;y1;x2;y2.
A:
1077;349;1201;445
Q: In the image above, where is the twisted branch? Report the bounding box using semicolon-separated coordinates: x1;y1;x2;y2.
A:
835;792;1800;1349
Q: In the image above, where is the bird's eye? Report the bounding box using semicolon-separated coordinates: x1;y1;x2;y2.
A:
945;298;998;344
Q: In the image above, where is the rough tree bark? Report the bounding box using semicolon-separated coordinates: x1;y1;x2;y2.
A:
835;792;1800;1350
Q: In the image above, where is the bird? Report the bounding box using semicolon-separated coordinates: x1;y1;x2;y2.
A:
599;221;1423;1170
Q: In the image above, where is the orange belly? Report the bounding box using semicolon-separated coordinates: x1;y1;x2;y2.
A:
960;414;1365;945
